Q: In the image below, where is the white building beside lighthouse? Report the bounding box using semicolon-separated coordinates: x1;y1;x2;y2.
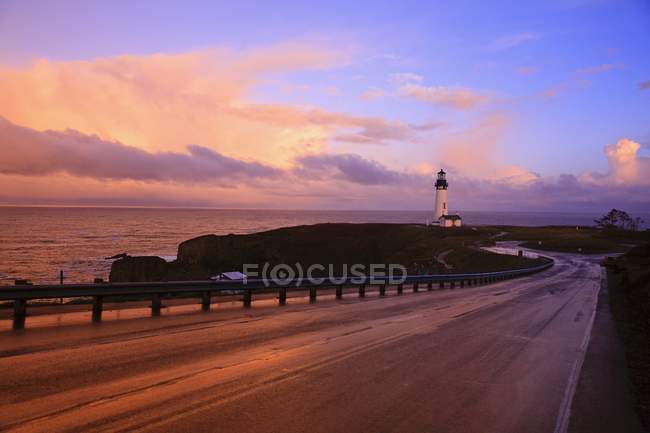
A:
434;169;462;227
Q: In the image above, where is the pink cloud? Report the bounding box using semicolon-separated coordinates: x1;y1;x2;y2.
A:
575;63;624;75
360;88;386;101
488;32;540;51
398;84;487;110
0;116;280;184
515;66;539;76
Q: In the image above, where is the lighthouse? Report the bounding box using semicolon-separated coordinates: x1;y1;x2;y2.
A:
434;169;462;227
434;169;448;220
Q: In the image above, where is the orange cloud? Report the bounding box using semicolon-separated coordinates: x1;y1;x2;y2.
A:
360;87;385;101
0;44;351;167
398;83;488;110
0;44;438;173
602;138;650;185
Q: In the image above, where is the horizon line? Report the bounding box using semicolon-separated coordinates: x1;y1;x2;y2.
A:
0;204;645;215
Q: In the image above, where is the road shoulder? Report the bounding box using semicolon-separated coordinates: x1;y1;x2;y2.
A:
568;270;646;433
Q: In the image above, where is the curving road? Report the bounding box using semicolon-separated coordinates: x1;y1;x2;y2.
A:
0;250;604;433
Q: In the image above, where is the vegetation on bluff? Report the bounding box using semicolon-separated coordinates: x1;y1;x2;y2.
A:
605;244;650;430
109;221;650;282
110;224;544;282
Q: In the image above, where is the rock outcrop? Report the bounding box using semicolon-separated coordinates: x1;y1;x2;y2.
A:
109;256;170;282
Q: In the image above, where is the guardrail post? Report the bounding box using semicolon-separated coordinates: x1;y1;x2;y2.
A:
243;289;252;308
413;282;419;293
439;281;444;289
427;282;432;291
450;281;456;288
397;284;403;295
279;287;287;305
310;286;317;302
201;291;211;311
13;299;26;330
358;284;365;298
92;295;103;322
460;280;465;288
336;286;343;299
151;293;162;316
379;284;386;296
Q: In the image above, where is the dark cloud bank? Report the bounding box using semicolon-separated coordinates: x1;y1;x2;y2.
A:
1;116;649;212
0;116;280;183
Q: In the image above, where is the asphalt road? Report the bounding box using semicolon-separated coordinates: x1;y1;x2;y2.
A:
0;251;604;433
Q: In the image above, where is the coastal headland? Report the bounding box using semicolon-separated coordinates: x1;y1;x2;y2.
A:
108;223;649;282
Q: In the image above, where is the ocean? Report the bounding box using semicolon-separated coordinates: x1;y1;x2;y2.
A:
0;207;643;285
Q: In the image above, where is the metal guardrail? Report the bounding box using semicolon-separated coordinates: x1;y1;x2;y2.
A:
1;260;553;330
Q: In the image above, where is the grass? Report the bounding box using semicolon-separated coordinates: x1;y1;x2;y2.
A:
111;224;544;282
111;223;650;282
605;245;650;430
498;225;650;254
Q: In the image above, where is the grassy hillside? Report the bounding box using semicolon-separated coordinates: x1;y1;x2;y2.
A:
110;223;649;282
499;226;650;254
110;224;542;282
605;244;650;430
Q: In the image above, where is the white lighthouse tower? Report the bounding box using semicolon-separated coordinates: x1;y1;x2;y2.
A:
434;169;448;220
434;169;462;227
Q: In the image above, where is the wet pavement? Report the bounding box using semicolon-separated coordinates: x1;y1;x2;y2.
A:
0;250;605;433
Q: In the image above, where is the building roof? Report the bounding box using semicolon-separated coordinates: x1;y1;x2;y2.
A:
440;214;462;220
209;271;247;280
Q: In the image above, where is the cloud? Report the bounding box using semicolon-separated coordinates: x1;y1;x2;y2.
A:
541;83;570;100
0;45;437;173
295;153;409;185
293;137;650;211
370;53;402;62
398;84;487;109
601;138;650;185
0;44;353;168
488;32;540;51
360;87;386;101
1;44;647;212
232;104;435;145
515;66;539;76
0;117;280;184
434;112;513;178
575;63;624;75
323;86;340;96
425;138;650;212
389;72;423;84
639;80;650;90
1;121;648;211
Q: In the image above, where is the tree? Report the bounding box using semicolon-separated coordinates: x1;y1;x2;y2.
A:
594;209;644;231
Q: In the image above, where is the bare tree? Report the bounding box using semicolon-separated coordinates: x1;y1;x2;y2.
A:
594;209;643;231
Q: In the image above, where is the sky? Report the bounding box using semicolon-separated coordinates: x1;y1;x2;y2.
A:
0;0;649;211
